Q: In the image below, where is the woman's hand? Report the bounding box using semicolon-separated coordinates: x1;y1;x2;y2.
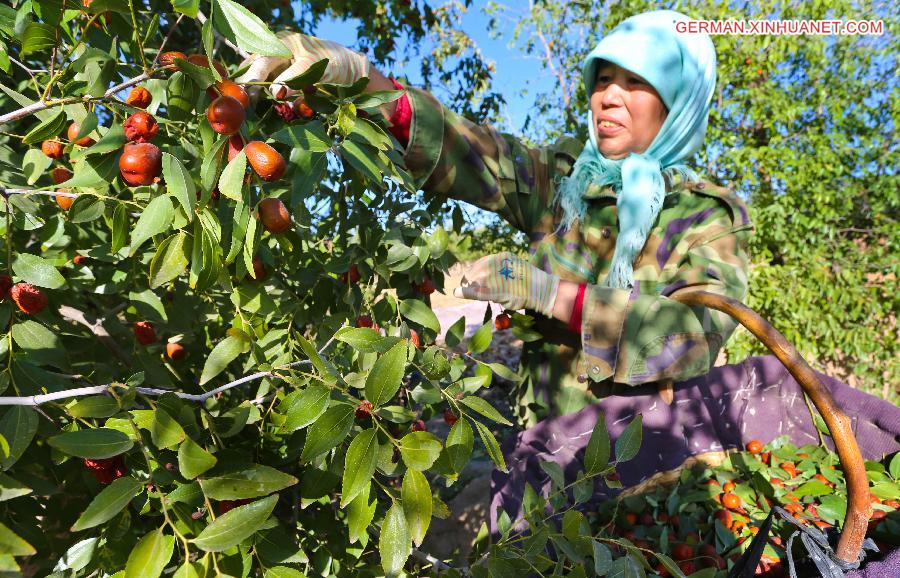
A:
452;252;560;317
236;31;370;101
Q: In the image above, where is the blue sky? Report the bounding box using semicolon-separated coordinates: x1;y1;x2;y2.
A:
299;0;543;136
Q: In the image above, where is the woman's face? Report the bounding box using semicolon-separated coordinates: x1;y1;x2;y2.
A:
590;60;668;159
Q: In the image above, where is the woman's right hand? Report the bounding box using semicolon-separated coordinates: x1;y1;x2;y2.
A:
235;31;371;101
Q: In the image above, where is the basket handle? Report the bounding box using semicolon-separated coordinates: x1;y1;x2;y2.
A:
671;290;871;564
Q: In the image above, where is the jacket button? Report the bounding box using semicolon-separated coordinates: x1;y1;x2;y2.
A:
697;182;706;189
601;227;611;239
577;374;588;383
592;365;601;373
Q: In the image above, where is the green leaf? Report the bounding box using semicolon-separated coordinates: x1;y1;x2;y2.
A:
615;415;642;463
66;150;118;187
218;149;246;202
399;299;440;334
199;334;246;385
459;396;512;426
72;477;143;531
272;122;332;152
12;320;68;369
584;413;610;476
22;108;67;145
171;0;200;19
151;408;186;450
173;57;216;89
870;481;900;500
166;71;197;122
12;252;66;289
348;116;393;151
68;396;119;419
379;503;410;577
889;452;900;480
652;553;683;578
444;316;466;348
0;522;35;556
0;407;38;471
793;479;833;498
300;404;354;462
71;112;99;144
48;428;133;459
213;0;291;57
467;321;493;354
473;420;507;473
130;195;175;256
129;288;168;323
401;469;432;547
348;483;377;545
200;465;298;500
75;123;126;159
23;147;51;185
341;139;382;184
295;334;331;379
201;136;228;194
334;327;383;353
21;22;56;55
162;153;196;221
364;340;409;408
279;384;330;432
283;58;329;89
341;428;378;507
149;232;190;289
0;472;32;501
265;567;307;578
193;494;278;552
445;418;474;474
53;536;98;573
225;201;249;265
110;202;129;254
399;431;442;471
593;540;613;575
178;438;217;479
124;529;175;578
428;225;449;258
68;196;105;223
352;88;405;110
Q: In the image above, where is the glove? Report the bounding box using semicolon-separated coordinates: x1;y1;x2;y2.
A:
235;31;371;101
452;252;560;317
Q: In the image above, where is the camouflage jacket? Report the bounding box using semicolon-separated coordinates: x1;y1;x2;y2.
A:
399;86;754;426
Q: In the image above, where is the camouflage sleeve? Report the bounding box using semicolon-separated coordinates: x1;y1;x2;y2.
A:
579;203;752;385
400;86;576;234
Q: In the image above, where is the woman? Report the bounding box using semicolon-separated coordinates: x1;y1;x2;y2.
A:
242;9;900;528
241;10;751;427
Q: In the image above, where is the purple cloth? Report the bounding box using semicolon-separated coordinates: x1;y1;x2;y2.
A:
490;355;900;544
847;547;900;577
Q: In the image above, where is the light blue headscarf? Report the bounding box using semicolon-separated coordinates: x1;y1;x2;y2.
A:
554;10;717;289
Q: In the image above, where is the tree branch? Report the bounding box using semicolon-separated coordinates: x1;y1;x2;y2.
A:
0;332;338;406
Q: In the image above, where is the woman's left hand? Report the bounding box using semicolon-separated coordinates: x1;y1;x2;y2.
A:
452;252;560;317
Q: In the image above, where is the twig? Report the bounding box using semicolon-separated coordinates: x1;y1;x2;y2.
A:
0;332;339;406
8;56;47;75
151;14;185;69
2;189;78;199
0;71;154;126
196;11;251;59
410;548;456;573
